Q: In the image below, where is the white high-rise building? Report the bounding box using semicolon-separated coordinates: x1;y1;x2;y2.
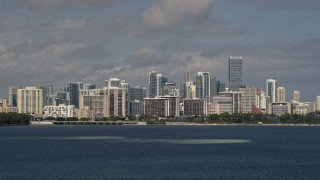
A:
277;87;286;102
17;87;43;115
316;96;320;111
266;79;277;103
293;91;301;102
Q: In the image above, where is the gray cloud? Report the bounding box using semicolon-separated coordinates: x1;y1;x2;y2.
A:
143;0;214;30
13;0;119;12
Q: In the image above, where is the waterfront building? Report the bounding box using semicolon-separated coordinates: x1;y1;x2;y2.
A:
79;89;104;119
219;91;242;114
104;87;127;117
144;96;180;117
196;72;211;102
129;100;144;116
293;91;301;102
228;57;243;91
266;79;277;103
239;86;257;113
211;96;233;114
43;104;76;118
183;99;207;116
269;102;292;116
277;87;286;102
316;96;320;111
0;98;7;112
17;87;43;115
292;101;309;115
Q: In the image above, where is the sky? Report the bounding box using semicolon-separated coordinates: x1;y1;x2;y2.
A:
0;0;319;101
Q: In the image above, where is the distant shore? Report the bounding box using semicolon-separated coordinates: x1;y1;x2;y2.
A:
25;120;320;127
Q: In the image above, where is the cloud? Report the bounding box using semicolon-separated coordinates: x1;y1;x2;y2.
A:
124;47;168;68
14;0;119;12
143;0;214;30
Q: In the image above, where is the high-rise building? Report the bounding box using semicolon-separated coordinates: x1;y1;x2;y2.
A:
64;82;95;108
196;72;211;102
129;86;146;101
79;89;104;119
184;72;193;82
104;87;127;117
8;86;18;107
182;81;196;99
17;87;43;115
228;57;243;91
293;91;301;102
277;87;286;102
183;99;207;116
266;79;277;103
239;86;256;113
149;71;166;98
210;77;217;96
38;84;54;107
316;96;320;111
219;91;242;114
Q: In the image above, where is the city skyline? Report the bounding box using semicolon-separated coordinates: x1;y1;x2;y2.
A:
0;0;319;101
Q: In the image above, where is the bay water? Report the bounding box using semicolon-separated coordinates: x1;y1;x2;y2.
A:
0;125;320;179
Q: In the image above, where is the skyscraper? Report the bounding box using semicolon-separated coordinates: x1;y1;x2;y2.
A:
8;86;18;107
277;87;286;102
17;87;43;115
228;57;243;91
196;72;211;102
266;79;277;103
149;71;166;98
316;96;320;111
64;82;95;108
293;91;301;102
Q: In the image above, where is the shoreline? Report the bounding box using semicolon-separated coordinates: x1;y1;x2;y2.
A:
23;121;320;127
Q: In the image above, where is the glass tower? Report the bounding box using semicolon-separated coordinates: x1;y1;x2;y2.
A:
228;57;243;91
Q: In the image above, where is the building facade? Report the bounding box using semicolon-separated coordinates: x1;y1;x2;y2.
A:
17;87;43;115
228;57;243;91
196;72;211;102
266;79;277;103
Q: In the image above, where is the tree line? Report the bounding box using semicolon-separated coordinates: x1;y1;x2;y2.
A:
186;111;320;124
0;112;32;125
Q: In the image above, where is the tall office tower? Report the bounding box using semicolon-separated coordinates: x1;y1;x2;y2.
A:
266;79;277;103
277;87;286;102
149;71;164;98
8;86;18;107
38;84;54;107
196;72;211;102
210;77;217;96
316;96;320;111
17;87;43;114
228;57;243;91
64;82;95;108
293;91;301;102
